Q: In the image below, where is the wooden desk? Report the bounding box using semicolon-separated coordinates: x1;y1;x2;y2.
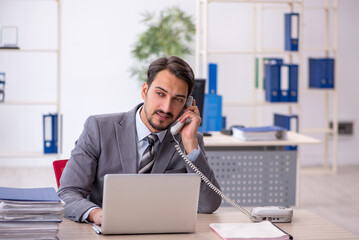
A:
57;208;358;240
202;132;320;207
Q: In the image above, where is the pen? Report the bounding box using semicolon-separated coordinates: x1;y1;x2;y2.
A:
272;223;294;240
92;225;101;234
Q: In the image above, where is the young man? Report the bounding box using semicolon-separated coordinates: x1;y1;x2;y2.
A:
58;56;222;225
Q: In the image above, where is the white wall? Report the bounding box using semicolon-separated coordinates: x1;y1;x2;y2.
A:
336;0;359;165
60;0;197;160
0;0;358;167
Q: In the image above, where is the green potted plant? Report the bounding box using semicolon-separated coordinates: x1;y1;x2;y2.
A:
130;6;195;83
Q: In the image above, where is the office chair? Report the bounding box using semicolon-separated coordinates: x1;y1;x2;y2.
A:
53;159;68;188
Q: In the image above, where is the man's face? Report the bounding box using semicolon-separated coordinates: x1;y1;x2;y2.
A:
140;69;188;133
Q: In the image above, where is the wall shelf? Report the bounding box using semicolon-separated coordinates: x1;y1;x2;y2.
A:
0;49;58;53
1;101;57;105
0;152;59;158
223;101;300;107
0;0;62;160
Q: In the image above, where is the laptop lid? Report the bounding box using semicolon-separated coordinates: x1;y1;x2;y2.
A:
94;173;201;235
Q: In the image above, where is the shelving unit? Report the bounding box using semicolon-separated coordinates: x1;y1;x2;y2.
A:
300;0;338;173
195;0;338;173
0;0;62;161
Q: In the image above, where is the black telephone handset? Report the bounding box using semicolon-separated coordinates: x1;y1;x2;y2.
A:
170;96;193;135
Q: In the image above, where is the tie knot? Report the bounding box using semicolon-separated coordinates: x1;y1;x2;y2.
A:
147;133;158;146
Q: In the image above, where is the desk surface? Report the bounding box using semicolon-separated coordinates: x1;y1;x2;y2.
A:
203;131;320;147
58;208;358;240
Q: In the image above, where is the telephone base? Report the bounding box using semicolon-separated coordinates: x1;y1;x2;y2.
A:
251;206;293;223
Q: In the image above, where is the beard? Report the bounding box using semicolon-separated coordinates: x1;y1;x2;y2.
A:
144;107;175;131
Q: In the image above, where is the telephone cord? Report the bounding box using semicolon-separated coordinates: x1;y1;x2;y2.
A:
172;135;254;221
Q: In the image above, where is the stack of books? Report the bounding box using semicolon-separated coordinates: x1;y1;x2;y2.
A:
0;187;65;240
232;126;287;141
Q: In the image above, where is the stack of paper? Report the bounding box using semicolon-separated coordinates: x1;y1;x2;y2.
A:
0;187;64;240
210;221;292;240
232;126;287;141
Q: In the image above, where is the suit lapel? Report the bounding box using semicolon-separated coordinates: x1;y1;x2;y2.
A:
114;105;141;174
151;131;180;173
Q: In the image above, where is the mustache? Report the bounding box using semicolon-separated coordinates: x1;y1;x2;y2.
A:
155;110;173;118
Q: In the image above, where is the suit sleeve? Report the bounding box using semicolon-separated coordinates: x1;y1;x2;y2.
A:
57;116;101;222
184;133;222;214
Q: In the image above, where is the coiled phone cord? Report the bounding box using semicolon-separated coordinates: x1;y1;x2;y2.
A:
172;135;254;221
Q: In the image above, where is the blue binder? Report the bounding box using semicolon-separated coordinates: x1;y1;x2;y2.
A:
263;58;283;90
208;63;217;94
199;63;223;132
309;58;335;88
200;94;223;132
265;63;298;103
43;113;59;154
274;113;298;150
274;113;298;132
0;187;61;202
265;64;280;102
285;13;299;51
326;58;335;88
0;72;5;102
279;65;290;102
287;64;298;102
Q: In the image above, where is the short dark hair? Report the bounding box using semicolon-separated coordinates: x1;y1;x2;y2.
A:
147;56;195;97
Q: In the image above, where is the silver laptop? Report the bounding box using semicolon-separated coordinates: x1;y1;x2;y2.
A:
92;173;201;235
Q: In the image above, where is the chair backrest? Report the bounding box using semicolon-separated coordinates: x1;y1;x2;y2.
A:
53;159;68;188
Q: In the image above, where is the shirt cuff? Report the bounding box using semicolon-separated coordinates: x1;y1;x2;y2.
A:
186;145;201;162
81;207;100;223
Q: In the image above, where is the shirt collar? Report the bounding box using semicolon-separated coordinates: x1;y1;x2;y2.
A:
136;106;167;143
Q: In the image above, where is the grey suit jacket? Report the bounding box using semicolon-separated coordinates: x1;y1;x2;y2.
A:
58;104;222;222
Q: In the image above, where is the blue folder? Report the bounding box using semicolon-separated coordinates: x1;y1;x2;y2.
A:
287;64;298;102
263;58;283;90
265;64;280;102
279;65;290;102
0;187;61;202
0;72;5;102
208;63;217;95
235;125;286;133
326;58;335;88
265;63;298;103
274;113;298;150
201;93;223;132
309;58;335;88
0;72;5;82
274;114;298;132
43;113;59;154
285;13;299;51
200;63;223;132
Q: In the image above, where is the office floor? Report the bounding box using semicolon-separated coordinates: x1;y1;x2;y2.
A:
299;165;359;235
0;165;358;235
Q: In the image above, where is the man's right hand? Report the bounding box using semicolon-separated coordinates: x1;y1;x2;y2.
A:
88;208;102;225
